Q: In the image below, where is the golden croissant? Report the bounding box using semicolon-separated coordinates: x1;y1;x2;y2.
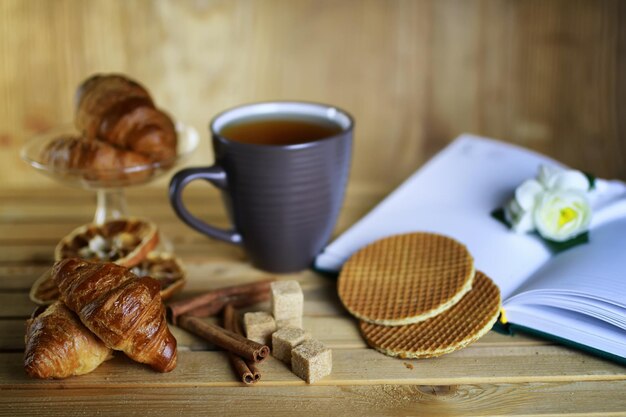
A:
41;134;152;182
24;301;113;379
51;258;177;372
75;74;153;141
75;74;177;162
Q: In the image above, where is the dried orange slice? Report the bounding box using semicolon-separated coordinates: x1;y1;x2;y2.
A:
54;217;159;267
130;252;186;300
30;251;185;305
30;218;160;306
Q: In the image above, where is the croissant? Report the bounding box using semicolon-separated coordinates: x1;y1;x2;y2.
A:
24;302;113;379
41;135;152;182
75;74;177;162
101;106;177;163
75;74;153;140
51;258;177;372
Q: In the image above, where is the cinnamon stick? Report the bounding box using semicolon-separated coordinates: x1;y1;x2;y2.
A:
225;303;247;338
177;314;269;363
247;362;261;382
167;278;275;324
223;303;260;384
186;291;271;319
184;298;229;318
229;354;255;384
227;304;261;382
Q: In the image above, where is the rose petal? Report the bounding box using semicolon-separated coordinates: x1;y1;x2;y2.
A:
537;165;561;189
512;210;535;233
550;170;589;192
515;179;544;210
505;199;535;233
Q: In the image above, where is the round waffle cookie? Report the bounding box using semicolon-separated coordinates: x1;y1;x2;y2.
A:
338;233;475;325
359;271;501;358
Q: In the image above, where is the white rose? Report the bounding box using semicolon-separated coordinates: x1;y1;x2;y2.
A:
537;165;589;192
504;179;543;233
533;189;591;242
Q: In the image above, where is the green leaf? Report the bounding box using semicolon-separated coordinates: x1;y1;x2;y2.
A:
541;231;589;254
583;172;596;191
491;208;511;228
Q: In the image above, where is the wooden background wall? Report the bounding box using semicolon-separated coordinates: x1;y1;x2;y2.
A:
0;0;624;192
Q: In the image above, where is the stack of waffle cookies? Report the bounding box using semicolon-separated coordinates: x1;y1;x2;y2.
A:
337;233;501;358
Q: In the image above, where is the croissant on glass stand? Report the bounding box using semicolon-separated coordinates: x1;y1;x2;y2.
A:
75;74;177;162
42;134;152;181
75;74;153;140
51;258;178;373
24;301;113;379
39;74;178;183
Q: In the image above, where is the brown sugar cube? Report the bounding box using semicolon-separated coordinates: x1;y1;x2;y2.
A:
243;312;276;345
276;316;303;330
271;280;303;321
291;339;332;384
272;327;309;364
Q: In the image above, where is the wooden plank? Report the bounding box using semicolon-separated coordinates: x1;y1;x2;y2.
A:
9;316;366;353
0;293;34;318
0;240;249;264
0;288;344;321
0;291;345;320
0;268;332;320
0;183;385;204
0;265;49;289
0;211;367;245
0;185;383;233
170;318;550;352
0;259;334;291
2;345;625;389
2;315;548;352
0;222;221;243
0;200;228;224
2;381;626;417
0;319;25;351
0;217;375;247
6;316;367;352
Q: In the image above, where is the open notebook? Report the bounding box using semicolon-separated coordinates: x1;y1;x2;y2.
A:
315;134;626;363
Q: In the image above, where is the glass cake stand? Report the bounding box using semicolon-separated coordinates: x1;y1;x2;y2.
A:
21;123;199;231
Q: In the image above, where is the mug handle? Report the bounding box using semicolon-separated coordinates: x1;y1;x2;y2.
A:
169;166;243;245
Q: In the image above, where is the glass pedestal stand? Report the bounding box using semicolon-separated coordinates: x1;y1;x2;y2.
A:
95;188;128;225
21;122;199;254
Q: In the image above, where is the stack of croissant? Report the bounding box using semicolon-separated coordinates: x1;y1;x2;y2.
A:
41;74;178;182
24;258;177;379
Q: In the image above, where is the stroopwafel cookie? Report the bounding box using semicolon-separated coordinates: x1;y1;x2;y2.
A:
359;271;501;358
338;232;475;325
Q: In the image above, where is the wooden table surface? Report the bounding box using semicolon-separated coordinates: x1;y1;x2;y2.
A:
1;185;625;417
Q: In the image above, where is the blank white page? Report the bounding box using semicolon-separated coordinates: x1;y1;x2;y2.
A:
316;134;557;299
505;217;626;307
316;134;626;299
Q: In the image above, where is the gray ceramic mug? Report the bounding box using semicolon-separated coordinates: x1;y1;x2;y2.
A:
169;101;353;273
